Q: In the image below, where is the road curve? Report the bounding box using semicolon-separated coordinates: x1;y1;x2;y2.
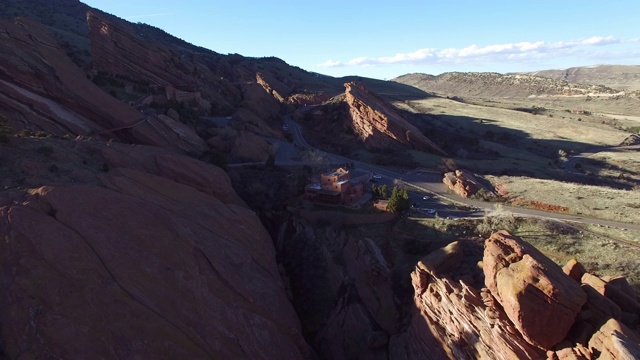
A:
285;118;640;232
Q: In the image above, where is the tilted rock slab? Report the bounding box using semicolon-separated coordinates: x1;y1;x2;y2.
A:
344;82;446;155
483;230;587;349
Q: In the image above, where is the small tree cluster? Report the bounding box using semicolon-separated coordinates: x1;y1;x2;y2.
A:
371;184;389;199
387;186;410;213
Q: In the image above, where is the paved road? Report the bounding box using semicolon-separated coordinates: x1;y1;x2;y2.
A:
285;118;640;231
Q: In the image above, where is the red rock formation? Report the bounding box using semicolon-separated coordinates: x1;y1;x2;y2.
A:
257;72;290;103
407;232;640;359
0;18;205;153
409;239;545;359
286;92;331;106
0;18;131;133
0;138;310;359
563;258;587;282
588;319;640;359
231;130;273;162
484;231;587;348
442;169;492;198
343;82;446;155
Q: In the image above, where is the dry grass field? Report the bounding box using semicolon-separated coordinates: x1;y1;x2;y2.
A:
396;96;634;178
575;148;640;184
402;97;629;148
389;86;640;220
486;175;640;223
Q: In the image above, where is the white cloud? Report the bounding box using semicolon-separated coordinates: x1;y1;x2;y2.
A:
317;59;343;68
580;36;617;45
316;36;637;68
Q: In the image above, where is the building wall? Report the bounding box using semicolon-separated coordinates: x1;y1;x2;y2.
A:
308;168;366;206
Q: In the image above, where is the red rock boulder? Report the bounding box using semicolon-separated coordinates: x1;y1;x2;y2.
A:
483;230;587;349
442;169;491;198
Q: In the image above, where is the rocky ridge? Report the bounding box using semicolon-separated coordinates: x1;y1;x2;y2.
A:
394;72;622;98
344;82;446;155
408;231;640;359
0;17;206;153
529;65;640;92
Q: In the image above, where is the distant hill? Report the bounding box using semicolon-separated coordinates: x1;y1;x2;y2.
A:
392;72;620;98
527;65;640;91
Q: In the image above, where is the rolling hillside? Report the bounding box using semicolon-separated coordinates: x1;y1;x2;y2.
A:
529;64;640;91
393;72;621;98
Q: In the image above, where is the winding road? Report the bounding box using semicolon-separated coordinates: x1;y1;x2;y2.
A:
285;118;640;233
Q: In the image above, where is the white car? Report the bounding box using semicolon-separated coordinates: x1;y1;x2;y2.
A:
422;196;431;200
372;174;382;179
426;209;436;214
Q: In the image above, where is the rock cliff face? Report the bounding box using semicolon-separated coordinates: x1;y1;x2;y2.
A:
408;231;640;360
0;138;310;359
344;82;446;155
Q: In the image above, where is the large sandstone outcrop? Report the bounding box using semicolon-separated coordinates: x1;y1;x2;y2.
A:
344;82;446;155
0;138;310;359
442;169;493;198
407;231;640;359
483;231;587;348
409;239;545;359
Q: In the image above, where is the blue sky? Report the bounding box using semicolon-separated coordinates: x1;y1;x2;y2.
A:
82;0;640;80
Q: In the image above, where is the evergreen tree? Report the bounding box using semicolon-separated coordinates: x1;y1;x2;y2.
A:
387;186;400;213
379;184;389;199
388;186;411;213
399;187;411;212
